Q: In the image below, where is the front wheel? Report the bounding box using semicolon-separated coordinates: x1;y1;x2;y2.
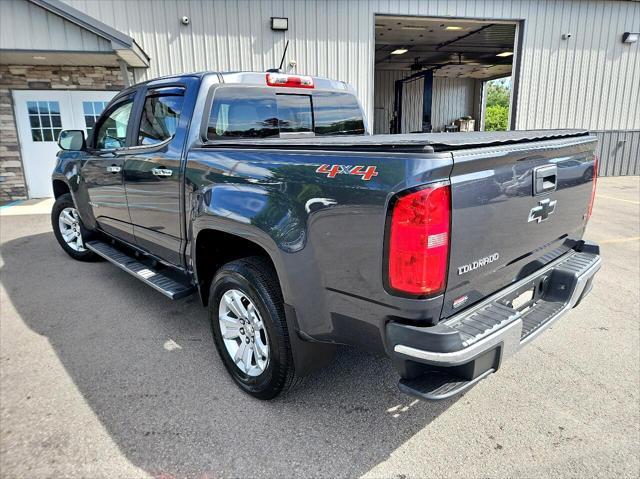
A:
51;193;99;261
209;256;299;399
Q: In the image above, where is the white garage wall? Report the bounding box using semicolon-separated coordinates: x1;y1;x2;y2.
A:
62;0;639;133
373;69;404;134
431;77;476;132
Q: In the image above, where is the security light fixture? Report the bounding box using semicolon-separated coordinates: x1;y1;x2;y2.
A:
445;26;463;31
622;32;638;43
271;17;288;31
496;51;514;57
391;48;408;55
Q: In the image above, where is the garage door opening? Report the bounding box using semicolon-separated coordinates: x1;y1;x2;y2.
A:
373;15;520;134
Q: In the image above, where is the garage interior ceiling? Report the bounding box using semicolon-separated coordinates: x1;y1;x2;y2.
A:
375;16;516;79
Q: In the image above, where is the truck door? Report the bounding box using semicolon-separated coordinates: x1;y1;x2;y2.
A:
80;93;136;243
123;81;193;266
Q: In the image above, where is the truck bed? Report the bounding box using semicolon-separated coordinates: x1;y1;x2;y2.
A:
201;129;591;152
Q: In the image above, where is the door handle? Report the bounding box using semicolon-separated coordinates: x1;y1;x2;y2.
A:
151;168;173;177
106;165;121;173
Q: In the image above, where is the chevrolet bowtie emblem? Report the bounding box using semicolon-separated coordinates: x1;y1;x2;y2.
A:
528;198;557;223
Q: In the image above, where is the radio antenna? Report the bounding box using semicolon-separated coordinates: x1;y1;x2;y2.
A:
278;40;289;71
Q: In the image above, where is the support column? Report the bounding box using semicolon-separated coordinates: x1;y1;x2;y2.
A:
117;60;131;88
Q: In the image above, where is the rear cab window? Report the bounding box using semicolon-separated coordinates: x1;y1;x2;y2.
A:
207;86;364;140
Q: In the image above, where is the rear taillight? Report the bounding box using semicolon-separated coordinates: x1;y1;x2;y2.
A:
587;154;599;221
388;184;451;296
266;73;314;88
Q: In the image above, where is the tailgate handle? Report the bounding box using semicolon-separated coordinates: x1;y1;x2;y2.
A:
533;165;557;195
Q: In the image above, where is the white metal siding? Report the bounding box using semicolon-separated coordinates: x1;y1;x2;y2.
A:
61;0;639;132
373;70;404;134
401;76;423;133
0;0;112;52
431;77;476;132
593;130;640;176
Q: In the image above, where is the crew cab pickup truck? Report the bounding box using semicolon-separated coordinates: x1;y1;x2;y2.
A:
51;71;601;400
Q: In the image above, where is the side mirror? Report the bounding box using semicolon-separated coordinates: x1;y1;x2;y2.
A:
58;130;86;151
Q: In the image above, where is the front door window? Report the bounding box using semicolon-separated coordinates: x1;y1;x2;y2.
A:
94;100;133;150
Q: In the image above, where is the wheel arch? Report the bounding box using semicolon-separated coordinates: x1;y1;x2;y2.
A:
194;228;286;307
194;226;335;377
52;179;70;199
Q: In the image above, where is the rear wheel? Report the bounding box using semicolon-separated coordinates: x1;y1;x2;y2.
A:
209;256;298;399
51;193;99;261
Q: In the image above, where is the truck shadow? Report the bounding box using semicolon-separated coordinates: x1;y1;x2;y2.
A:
2;228;458;478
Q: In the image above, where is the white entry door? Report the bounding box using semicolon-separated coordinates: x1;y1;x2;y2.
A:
13;90;116;198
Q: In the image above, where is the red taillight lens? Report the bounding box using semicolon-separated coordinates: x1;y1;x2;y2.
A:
388;184;451;295
587;154;599;221
266;73;314;88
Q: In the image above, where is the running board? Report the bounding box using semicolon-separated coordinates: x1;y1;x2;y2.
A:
398;368;494;401
86;240;195;300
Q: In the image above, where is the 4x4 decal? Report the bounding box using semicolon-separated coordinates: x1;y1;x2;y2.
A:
315;164;378;181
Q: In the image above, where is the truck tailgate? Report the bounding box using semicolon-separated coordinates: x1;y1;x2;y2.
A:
442;135;598;318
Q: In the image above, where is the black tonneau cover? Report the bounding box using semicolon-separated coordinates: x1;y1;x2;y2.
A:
201;130;591;153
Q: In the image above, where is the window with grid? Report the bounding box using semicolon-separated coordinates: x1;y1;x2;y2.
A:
27;101;61;142
83;101;108;137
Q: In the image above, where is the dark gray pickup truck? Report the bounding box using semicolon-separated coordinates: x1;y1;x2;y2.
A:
51;71;601;400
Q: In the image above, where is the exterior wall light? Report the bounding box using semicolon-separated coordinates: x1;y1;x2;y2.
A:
622;32;638;43
391;48;408;55
271;17;288;31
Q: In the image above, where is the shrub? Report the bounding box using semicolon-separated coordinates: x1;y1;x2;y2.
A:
485;105;509;131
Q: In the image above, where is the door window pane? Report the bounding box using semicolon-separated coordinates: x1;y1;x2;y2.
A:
276;94;312;133
207;87;278;139
95;100;133;149
137;93;185;145
83;101;107;137
27;100;61;142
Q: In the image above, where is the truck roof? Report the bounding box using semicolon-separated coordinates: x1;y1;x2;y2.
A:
123;71;354;93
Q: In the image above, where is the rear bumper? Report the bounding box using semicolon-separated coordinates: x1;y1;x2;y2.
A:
386;241;601;400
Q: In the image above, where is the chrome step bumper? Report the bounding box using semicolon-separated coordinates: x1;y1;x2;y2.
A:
387;244;601;400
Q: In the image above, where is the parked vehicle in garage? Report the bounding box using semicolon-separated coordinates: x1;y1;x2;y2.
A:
51;71;601;400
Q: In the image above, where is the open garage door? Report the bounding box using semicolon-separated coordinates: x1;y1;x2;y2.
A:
374;15;520;135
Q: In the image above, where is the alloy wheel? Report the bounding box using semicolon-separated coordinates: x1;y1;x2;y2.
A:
58;207;86;252
218;289;270;376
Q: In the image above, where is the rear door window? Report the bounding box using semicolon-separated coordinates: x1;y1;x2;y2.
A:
137;88;185;145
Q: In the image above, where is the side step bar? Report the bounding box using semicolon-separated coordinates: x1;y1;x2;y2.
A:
86;240;195;300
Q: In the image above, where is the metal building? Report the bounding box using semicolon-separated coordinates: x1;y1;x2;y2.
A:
1;0;638;200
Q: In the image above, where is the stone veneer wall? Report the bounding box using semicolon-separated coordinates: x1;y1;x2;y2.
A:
0;65;124;201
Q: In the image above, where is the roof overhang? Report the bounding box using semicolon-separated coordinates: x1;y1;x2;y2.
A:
23;0;149;68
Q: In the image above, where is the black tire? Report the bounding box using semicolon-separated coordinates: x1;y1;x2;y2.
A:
209;256;298;400
51;193;99;262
